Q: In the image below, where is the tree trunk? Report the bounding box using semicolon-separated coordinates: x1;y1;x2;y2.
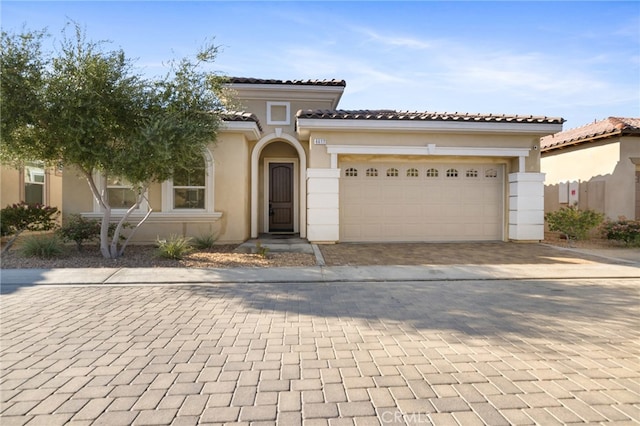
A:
1;230;24;254
82;170;115;259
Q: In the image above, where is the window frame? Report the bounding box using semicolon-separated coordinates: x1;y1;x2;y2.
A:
23;161;46;205
161;148;215;213
93;173;149;213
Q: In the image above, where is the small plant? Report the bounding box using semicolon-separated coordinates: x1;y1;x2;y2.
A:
602;218;640;247
1;202;60;253
255;240;270;258
57;215;128;252
57;215;101;251
545;205;604;244
193;233;217;250
156;234;193;260
20;234;65;259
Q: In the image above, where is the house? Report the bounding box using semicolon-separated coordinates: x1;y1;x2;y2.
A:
0;162;63;210
541;117;640;220
54;78;564;243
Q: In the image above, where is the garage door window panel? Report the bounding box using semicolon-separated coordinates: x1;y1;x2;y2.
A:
426;168;439;178
406;168;419;178
345;167;358;177
485;168;498;178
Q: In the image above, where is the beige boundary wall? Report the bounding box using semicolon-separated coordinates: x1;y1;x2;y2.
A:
542;137;640;220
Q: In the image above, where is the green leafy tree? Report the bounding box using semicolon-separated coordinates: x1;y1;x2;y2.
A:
0;28;48;159
1;25;229;258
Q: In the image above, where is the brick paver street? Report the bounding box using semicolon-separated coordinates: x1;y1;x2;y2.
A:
1;278;639;425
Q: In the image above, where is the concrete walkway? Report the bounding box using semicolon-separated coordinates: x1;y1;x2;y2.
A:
1;262;639;287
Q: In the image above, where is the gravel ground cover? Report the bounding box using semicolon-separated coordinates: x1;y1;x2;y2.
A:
0;243;317;269
0;232;628;269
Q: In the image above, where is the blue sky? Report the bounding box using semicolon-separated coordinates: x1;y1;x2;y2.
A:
2;1;639;129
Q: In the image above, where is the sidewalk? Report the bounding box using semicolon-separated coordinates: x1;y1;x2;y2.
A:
2;262;639;287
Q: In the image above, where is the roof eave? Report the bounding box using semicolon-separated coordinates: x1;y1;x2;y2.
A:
540;130;630;153
226;84;345;109
297;118;563;140
221;121;262;141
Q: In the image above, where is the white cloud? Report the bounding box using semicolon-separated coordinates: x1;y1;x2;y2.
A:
353;27;435;50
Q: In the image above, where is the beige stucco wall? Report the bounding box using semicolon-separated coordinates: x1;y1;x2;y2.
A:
60;133;253;244
306;131;541;172
542;137;640;220
211;134;251;243
542;141;620;184
0;166;21;207
62;167;94;214
238;99;334;137
1;164;63;211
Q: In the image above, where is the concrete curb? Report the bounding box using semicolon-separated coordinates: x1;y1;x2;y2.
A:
1;263;638;287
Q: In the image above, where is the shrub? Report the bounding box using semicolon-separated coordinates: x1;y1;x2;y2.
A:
193;233;217;250
1;202;60;253
57;215;101;251
602;218;640;246
156;234;193;260
20;234;65;259
57;215;127;252
545;205;604;243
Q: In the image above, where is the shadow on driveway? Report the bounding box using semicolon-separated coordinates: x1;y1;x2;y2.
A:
186;278;639;340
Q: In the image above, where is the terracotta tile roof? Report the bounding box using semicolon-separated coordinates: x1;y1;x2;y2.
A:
541;117;640;152
221;111;263;132
296;109;564;124
228;77;346;87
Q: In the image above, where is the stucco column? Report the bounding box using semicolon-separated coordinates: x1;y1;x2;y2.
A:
306;168;340;243
508;172;545;241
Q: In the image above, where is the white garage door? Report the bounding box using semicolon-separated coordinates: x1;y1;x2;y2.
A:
340;162;504;242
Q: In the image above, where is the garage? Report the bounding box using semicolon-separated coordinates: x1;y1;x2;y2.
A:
340;162;504;242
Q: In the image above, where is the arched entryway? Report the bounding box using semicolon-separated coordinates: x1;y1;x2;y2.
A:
250;132;307;238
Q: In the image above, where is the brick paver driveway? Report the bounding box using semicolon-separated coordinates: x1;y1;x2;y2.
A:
1;278;639;425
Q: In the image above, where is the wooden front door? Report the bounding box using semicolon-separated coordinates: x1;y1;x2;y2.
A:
269;163;294;232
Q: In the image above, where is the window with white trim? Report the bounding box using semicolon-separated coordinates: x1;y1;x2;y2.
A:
426;168;439;178
386;168;399;177
161;149;215;213
93;173;149;213
172;163;206;209
107;176;137;209
24;161;45;205
267;102;290;125
466;169;479;178
446;168;459;178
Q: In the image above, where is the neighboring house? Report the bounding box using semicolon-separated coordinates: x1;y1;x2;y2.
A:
541;117;640;220
0;162;63;210
26;78;564;243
